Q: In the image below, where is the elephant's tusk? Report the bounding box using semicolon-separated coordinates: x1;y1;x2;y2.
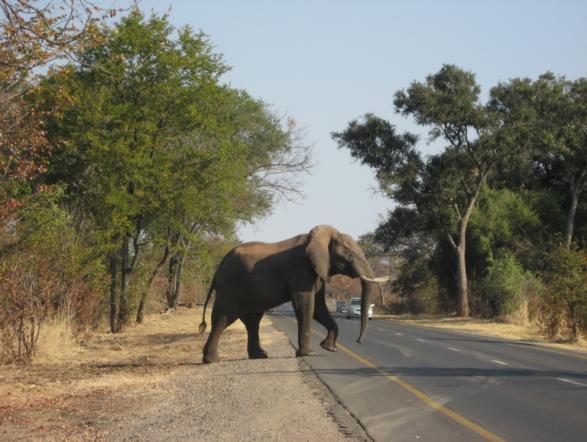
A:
359;275;390;283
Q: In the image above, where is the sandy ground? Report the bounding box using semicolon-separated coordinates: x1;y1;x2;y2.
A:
0;308;367;441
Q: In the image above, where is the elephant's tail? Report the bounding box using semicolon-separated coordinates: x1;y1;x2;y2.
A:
198;282;215;334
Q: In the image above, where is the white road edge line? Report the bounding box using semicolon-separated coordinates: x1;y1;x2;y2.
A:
447;347;461;352
557;377;587;387
376;327;386;332
490;359;509;366
395;332;404;336
416;338;426;343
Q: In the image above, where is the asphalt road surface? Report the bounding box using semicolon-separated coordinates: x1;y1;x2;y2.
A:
269;307;587;442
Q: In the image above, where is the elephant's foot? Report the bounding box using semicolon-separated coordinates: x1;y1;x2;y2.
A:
295;348;316;357
320;339;337;352
248;348;269;359
202;351;220;364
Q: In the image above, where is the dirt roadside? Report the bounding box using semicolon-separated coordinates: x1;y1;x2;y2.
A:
0;308;367;441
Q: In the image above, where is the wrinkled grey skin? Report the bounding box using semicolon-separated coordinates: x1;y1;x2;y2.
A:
199;225;378;364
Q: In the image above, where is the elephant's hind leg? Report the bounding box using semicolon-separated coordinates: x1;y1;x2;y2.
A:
202;309;237;364
241;311;268;359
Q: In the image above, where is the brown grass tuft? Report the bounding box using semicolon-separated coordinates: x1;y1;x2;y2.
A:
33;314;81;365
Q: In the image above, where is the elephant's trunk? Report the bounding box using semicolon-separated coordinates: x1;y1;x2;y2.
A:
354;260;379;344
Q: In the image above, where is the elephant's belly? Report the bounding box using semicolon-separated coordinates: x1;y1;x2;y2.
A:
240;277;290;313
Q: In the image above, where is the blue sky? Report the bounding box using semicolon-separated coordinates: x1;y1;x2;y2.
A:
134;0;587;242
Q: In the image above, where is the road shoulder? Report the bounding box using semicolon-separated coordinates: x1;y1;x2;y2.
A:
1;308;365;441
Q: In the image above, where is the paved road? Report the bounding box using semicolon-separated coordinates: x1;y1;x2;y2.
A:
269;309;587;441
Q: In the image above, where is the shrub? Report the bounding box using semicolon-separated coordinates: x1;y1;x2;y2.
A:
477;251;540;319
0;190;106;363
392;255;442;315
0;254;57;362
539;247;587;340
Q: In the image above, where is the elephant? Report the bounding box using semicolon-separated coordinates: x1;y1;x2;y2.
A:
198;225;388;364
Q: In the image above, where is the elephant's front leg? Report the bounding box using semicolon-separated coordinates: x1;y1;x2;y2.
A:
313;285;338;352
292;291;316;357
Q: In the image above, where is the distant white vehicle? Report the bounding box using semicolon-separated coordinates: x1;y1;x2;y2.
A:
346;298;374;320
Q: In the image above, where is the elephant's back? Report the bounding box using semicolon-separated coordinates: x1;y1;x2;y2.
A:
232;234;307;262
215;234;308;288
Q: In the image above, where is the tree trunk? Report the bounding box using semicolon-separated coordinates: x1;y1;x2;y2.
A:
565;185;580;250
172;255;184;309
136;245;170;323
450;179;484;317
109;252;120;333
565;168;586;249
456;244;470;317
118;235;130;325
166;251;185;309
166;251;179;309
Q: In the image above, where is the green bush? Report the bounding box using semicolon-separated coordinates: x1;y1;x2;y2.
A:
477;251;540;319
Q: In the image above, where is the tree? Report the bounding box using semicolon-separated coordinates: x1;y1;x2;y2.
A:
37;9;232;332
38;9;312;330
334;65;519;316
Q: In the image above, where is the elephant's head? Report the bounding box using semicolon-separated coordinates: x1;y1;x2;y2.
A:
305;225;387;343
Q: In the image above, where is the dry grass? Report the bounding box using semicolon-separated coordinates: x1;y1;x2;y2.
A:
0;306;234;438
33;314;82;365
1;307;352;441
378;314;587;354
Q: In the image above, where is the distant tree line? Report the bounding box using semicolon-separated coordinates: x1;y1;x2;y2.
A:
334;65;586;340
0;4;311;362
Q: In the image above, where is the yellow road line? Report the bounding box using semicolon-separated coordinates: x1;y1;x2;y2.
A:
310;328;505;442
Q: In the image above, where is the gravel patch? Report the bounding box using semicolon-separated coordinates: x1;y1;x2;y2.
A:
104;319;369;441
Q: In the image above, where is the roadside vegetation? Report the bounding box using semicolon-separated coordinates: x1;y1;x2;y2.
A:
0;2;310;364
334;66;586;344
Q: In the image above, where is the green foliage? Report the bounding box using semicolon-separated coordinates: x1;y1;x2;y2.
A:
37;8;305;246
490;73;587;248
17;188;106;320
476;251;540;318
468;188;544;272
38;9;232;245
394;64;486;136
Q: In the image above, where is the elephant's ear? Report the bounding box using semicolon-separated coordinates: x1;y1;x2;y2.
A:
305;225;336;282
